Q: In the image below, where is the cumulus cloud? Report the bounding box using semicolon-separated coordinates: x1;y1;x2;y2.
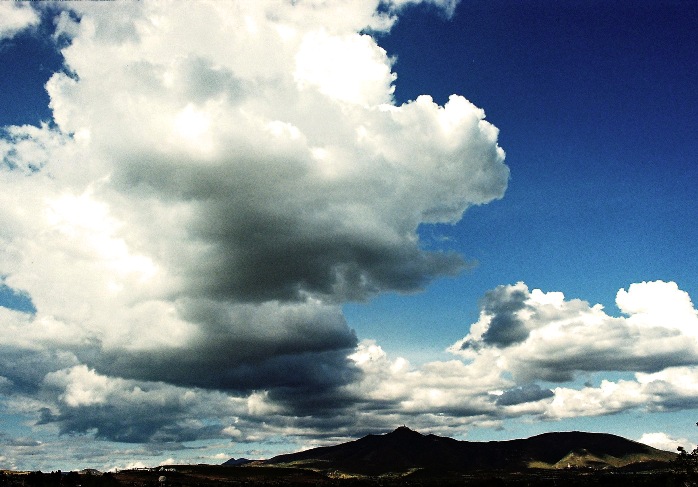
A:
9;0;696;470
0;0;511;456
464;282;533;348
494;384;554;406
449;280;698;420
545;366;698;419
450;280;698;382
38;365;252;443
638;432;690;452
0;3;40;41
344;339;509;436
341;281;698;437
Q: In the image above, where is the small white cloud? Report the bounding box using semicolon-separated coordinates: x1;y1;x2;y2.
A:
0;3;39;41
45;365;117;407
389;0;460;19
638;432;689;452
221;426;242;438
53;11;81;41
247;392;282;417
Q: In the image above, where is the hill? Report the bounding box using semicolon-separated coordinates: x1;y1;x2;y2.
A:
254;426;676;475
221;457;252;466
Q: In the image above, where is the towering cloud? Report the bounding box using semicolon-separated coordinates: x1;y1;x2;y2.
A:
3;3;697;472
0;0;508;454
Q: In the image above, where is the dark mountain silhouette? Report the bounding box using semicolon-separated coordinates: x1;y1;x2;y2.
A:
221;457;252;466
249;426;675;475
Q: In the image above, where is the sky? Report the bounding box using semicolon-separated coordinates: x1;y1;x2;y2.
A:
0;0;697;472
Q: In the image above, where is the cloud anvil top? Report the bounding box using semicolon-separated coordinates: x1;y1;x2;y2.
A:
0;0;697;472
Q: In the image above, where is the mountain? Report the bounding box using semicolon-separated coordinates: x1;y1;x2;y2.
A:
254;426;676;475
221;457;252;466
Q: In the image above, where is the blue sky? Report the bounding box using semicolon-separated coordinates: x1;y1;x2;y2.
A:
349;0;698;356
0;0;697;471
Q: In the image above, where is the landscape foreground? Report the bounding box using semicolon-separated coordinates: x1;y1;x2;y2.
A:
0;427;690;486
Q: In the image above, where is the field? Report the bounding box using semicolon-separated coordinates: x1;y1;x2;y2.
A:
0;464;688;487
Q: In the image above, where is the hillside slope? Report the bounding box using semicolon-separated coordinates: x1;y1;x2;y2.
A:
256;426;675;475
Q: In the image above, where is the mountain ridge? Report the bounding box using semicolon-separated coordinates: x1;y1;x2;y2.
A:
244;426;676;475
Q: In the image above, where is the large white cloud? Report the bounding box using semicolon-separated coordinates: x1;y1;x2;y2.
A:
0;0;510;457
